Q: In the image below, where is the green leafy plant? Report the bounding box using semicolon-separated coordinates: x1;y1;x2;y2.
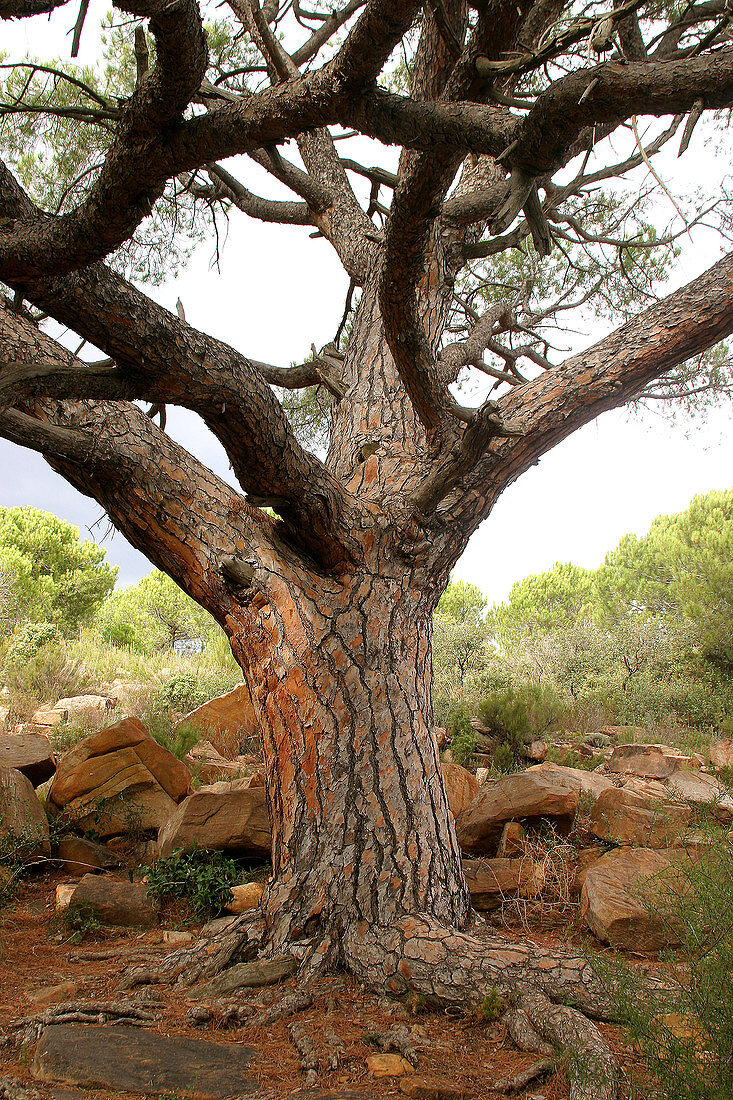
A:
143;845;246;918
63;901;102;943
447;702;478;767
598;829;733;1100
472;987;505;1024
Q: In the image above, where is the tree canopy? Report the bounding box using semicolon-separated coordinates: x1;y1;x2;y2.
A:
0;506;117;635
101;567;220;653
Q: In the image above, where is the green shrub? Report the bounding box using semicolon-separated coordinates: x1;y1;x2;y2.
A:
599;829;733;1100
447;702;477;766
476;678;557;769
3;638;93;720
154;667;242;714
63;902;102;943
4;620;62;664
143;846;246;918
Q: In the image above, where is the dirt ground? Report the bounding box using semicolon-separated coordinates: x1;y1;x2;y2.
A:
0;869;642;1100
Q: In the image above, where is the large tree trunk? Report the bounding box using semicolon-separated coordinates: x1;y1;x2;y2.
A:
227;561;471;961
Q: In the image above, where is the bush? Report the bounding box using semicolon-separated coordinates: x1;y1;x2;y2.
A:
599;829;733;1100
476;678;558;769
4;621;62;665
154;667;242;714
3;638;93;721
447;702;477;766
143;846;246;918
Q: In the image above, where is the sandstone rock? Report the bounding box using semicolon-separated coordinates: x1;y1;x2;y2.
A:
456;764;600;853
53;696;112;724
163;930;194;944
185;740;250;784
442;762;480;819
523;740;548;762
0;766;50;857
0;705;8;731
572;847;603;895
590;787;690;848
525;762;614;801
462;857;544;910
0;732;55;786
497;821;525;857
32;1023;257;1097
48;717;191;837
30;707;66;727
175;683;258;759
56;836;122;875
28;981;79;1007
709;739;733;770
157;779;271;858
226;881;265;914
67;873;158;928
600;725;646;741
55;884;77;913
666;770;733;822
434;727;448;750
580;847;689;951
367;1054;414;1078
607;743;700;780
197;955;297;997
475;767;490;786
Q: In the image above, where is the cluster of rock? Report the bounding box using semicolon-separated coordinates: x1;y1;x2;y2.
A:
2;691;733;954
453;740;733;951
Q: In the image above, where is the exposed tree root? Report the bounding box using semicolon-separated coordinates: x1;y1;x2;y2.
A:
120;910;619;1100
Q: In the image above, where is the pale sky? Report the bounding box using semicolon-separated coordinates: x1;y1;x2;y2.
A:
1;4;731;604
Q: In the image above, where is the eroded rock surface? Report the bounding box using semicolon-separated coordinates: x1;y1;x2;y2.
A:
0;766;50;857
157;778;271;857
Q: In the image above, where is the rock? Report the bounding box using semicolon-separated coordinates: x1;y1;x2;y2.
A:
226;881;265;914
666;770;733;822
157;779;271;858
32;1023;257;1097
607;743;700;780
53;695;112;723
30;708;66;728
463;857;544;910
67;873;158;928
434;727;448;750
600;725;646;741
197;955;297;997
0;732;55;787
524;762;614;801
442;762;480;818
175;683;258;759
56;836;122;875
496;821;525;857
572;847;603;895
580;847;690;951
590;788;690;848
709;739;733;770
475;767;490;786
0;766;50;857
48;717;191;837
162;930;194;944
367;1053;414;1077
185;741;251;784
55;884;77;913
456;764;596;854
0;704;9;731
523;740;548;763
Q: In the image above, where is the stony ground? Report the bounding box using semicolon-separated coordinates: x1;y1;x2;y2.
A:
0;870;647;1100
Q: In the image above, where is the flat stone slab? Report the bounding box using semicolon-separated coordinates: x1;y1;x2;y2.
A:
32;1024;257;1098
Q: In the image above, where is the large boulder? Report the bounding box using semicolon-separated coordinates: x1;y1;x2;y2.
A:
0;766;50;857
462;857;544;910
157;779;271;858
456;764;610;854
185;740;251;784
54;695;112;723
590;787;690;848
580;848;690;951
441;762;480;819
0;731;55;786
67;873;159;927
48;717;192;838
56;836;122;875
709;739;733;771
607;743;700;780
666;770;733;822
175;683;258;759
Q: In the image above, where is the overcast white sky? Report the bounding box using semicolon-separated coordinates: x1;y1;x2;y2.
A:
1;3;731;605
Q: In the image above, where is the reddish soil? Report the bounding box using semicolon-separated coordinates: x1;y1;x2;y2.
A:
0;870;641;1100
